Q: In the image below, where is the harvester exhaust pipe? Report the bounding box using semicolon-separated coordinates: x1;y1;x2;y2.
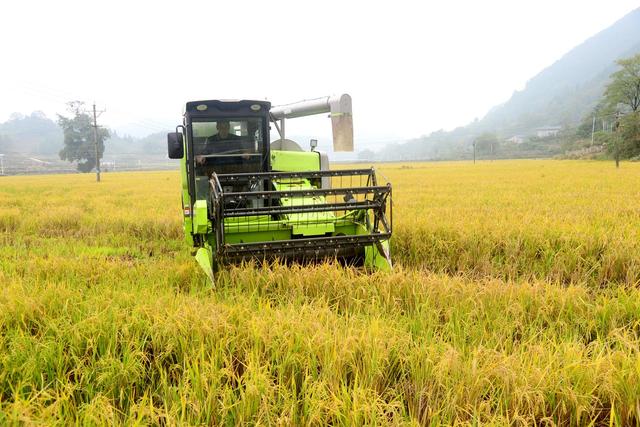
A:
270;94;354;152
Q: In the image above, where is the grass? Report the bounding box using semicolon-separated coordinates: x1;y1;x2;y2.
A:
0;160;639;424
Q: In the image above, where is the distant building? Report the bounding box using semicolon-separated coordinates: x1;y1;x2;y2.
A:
102;161;116;171
535;126;562;138
507;135;525;144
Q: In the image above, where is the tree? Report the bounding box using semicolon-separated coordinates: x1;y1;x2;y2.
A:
604;54;640;113
475;132;499;156
57;101;109;173
616;113;640;158
576;100;608;139
600;54;640;160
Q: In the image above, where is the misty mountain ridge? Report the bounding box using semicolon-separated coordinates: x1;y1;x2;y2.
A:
478;7;640;134
374;7;640;160
0;112;63;155
0;112;168;159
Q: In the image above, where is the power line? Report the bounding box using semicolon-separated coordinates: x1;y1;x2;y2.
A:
16;81;171;134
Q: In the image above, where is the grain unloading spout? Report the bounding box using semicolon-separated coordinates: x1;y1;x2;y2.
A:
270;94;354;151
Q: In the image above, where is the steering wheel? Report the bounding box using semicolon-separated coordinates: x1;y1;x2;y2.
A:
202;149;249;156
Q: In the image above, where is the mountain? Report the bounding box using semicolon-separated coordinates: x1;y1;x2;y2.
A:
374;8;640;161
477;7;640;135
0;112;63;155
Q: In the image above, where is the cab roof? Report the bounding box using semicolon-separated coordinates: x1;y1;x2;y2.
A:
184;100;271;116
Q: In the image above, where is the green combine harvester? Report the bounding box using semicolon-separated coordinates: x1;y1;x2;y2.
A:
167;94;392;280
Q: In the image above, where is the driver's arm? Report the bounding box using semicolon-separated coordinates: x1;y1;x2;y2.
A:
195;136;214;164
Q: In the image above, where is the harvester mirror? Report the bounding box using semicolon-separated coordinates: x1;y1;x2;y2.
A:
310;139;318;151
167;132;184;159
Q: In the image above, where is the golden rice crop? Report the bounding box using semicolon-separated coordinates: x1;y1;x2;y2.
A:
0;160;639;425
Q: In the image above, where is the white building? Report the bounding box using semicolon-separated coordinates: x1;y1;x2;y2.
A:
535;126;562;138
507;135;525;144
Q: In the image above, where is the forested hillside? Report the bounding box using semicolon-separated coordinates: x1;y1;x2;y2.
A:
0;114;166;158
0;112;62;155
479;7;640;134
374;8;640;161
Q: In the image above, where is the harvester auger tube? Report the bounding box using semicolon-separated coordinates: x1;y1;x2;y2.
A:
167;95;393;280
270;94;354;152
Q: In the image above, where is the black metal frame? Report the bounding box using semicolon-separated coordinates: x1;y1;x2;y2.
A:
223;234;392;262
208;168;392;263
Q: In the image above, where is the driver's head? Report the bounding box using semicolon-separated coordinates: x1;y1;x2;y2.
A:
216;121;230;138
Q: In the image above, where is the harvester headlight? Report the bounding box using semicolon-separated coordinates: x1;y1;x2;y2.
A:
250;104;261;111
196;104;208;111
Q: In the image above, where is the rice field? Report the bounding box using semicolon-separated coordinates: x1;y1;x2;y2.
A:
1;160;639;425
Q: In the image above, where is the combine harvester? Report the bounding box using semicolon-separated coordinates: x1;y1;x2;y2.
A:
167;95;392;280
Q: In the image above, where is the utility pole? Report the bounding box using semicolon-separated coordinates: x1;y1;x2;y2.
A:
92;104;101;182
85;103;106;182
473;140;476;164
590;115;595;146
613;112;621;169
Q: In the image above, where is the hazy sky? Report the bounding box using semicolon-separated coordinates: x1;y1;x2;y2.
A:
1;0;638;148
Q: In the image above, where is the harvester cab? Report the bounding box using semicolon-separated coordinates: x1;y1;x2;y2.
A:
167;94;392;280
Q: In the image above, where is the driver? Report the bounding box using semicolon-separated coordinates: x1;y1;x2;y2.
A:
196;120;240;165
207;120;239;143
